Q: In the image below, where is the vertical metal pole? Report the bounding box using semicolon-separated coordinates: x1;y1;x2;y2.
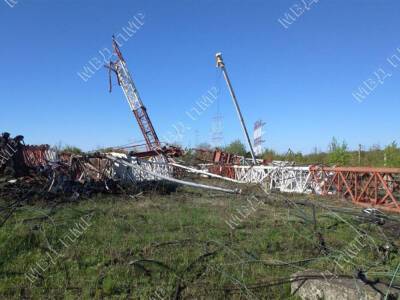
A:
215;53;257;164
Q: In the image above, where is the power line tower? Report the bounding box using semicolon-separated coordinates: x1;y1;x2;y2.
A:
253;120;266;156
211;114;223;148
194;129;200;148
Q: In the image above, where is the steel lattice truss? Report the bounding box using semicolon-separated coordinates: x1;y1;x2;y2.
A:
22;146;58;168
110;38;160;151
310;166;400;212
233;165;313;194
206;164;400;213
110;154;172;183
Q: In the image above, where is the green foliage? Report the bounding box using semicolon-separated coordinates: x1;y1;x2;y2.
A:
260;139;400;167
61;145;83;155
262;148;277;161
96;147;115;153
180;148;198;165
327;137;350;166
53;142;83;155
224;139;247;156
384;141;400;167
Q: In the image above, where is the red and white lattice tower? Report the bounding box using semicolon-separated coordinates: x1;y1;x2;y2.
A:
253;120;265;156
107;36;160;152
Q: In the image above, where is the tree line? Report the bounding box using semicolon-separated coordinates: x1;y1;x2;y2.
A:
223;138;400;167
54;137;400;168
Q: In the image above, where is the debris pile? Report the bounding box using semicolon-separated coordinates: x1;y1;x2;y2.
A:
0;132;26;176
0;134;144;204
0;133;224;208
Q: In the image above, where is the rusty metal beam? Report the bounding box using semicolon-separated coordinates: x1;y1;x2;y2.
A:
310;166;400;213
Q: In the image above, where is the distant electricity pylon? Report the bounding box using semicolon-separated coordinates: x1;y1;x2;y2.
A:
253;120;266;156
194;129;200;147
211;114;224;148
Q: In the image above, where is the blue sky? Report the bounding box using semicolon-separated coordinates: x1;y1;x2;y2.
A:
0;0;399;153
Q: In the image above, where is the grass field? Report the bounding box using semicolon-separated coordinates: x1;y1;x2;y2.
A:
0;181;399;299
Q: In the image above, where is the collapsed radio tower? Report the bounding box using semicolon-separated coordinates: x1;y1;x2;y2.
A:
253;120;265;156
106;36;160;152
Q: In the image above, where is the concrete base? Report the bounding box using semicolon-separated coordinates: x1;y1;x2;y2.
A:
291;270;399;300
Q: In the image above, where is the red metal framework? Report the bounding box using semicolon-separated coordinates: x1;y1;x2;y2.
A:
310;166;400;213
22;145;53;168
208;164;236;179
108;37;161;151
195;148;242;165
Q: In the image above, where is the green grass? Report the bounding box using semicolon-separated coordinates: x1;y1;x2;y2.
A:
0;185;399;299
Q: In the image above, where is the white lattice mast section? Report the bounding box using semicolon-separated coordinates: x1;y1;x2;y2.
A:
232;165;313;194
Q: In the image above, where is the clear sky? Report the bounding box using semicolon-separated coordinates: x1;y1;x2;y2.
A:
1;0;399;153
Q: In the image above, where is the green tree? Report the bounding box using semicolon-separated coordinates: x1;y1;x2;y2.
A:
225;140;247;156
62;145;83;155
53;142;83;155
365;144;384;167
262;148;277;161
384;141;400;167
328;137;350;166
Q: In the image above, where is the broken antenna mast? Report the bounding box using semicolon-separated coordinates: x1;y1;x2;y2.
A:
106;36;161;152
216;52;257;164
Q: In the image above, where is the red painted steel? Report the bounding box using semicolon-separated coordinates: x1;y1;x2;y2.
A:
206;163;400;213
310;166;400;213
111;38;161;151
195;149;241;165
22;145;52;168
208;164;236;179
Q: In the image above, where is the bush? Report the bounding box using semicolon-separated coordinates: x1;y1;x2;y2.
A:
384;141;400;167
328;137;350;166
224;140;247;156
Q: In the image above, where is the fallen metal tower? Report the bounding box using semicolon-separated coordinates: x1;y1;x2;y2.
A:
107;36;160;151
204;163;400;213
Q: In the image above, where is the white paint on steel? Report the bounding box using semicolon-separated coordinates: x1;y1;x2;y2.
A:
107;155;240;194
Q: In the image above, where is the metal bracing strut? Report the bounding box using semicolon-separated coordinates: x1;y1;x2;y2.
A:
215;53;257;164
107;36;161;151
